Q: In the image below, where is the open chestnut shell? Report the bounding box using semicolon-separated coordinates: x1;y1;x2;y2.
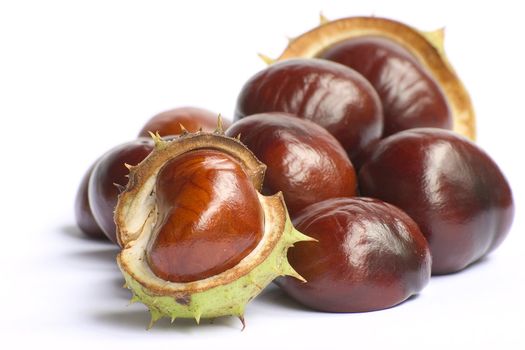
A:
359;128;514;274
278;197;431;312
226;112;358;217
272;16;475;140
234;58;383;162
114;127;312;325
138;107;230;137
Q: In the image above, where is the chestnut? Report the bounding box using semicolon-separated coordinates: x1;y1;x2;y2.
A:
225;112;357;217
359;128;514;274
74;164;105;239
234;58;383;162
147;149;264;283
278;197;431;312
138;107;230;137
88;138;154;244
320;36;452;136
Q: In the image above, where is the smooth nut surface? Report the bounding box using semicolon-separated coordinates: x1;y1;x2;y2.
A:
234;58;383;162
147;149;264;283
226;112;358;217
320;36;452;136
359;128;514;274
278;197;431;312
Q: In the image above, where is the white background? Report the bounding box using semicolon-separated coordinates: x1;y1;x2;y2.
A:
1;1;524;348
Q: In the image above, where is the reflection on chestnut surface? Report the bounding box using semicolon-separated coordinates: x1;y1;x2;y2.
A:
320;36;452;136
146;150;264;283
88;138;154;244
234;58;383;162
278;197;431;312
359;128;514;274
226;112;357;217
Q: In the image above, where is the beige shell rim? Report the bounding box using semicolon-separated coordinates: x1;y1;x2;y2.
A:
270;16;476;140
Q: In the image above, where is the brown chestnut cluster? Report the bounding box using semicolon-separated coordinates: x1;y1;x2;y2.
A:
75;16;514;320
230;53;513;311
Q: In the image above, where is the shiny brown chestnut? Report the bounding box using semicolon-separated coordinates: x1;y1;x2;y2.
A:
234;58;383;162
226;112;357;217
359;128;514;274
138;107;230;137
320;36;452;137
74;164;105;239
88;138;154;244
278;197;431;312
146;149;265;283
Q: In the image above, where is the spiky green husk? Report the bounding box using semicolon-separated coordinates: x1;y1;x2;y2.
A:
115;126;314;328
118;201;312;328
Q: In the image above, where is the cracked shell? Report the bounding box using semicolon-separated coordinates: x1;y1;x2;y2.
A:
114;124;313;327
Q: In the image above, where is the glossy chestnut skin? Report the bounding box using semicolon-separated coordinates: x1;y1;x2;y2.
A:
138;107;229;137
74;164;105;239
359;128;514;274
320;36;452;137
278;197;431;312
88;138;154;244
226;112;358;217
147;149;264;283
234;58;383;162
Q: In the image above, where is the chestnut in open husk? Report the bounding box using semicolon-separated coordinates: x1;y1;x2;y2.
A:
115;125;313;326
359;128;514;274
272;16;475;140
278;197;431;312
226;112;357;217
